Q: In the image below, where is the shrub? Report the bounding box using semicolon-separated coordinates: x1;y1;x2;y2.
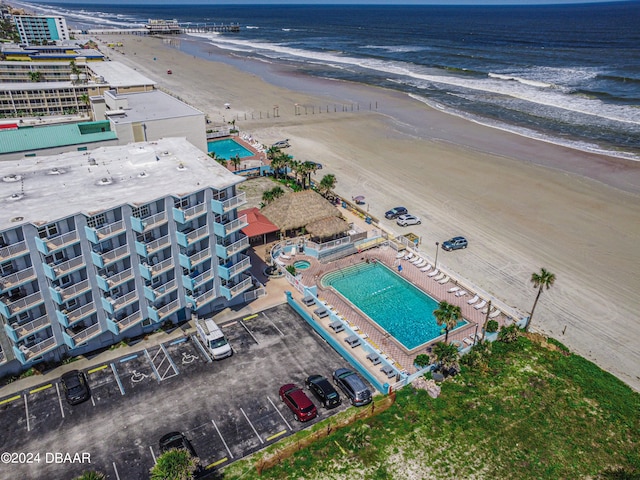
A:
414;354;431;368
498;324;520;343
286;265;296;276
486;319;499;333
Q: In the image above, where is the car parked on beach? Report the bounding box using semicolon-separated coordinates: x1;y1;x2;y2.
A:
442;236;468;251
279;383;318;421
272;139;290;148
333;368;372;406
385;206;408;219
60;370;91;405
305;374;341;409
396;214;421;226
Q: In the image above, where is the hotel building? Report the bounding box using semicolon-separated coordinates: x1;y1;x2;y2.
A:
13;15;70;46
0;137;254;376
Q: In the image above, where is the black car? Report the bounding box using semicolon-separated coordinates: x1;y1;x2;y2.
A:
305;374;341;409
333;368;372;406
159;431;199;457
60;370;91;405
385;206;408;219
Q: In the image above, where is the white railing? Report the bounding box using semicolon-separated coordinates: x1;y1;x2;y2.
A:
59;279;91;300
193;288;216;308
145;234;171;254
104;268;134;287
69;322;102;344
179;202;207;221
186;225;209;244
0;241;27;260
3;291;43;314
109;290;138;310
114;310;143;330
100;244;129;264
153;278;177;297
65;301;96;324
227;255;251;278
45;230;79;250
187;248;210;265
223;236;250;257
141;211;168;231
52;256;85;276
222;215;247;235
12;314;50;338
0;266;35;289
228;275;252;297
220;192;247;212
148;258;174;277
188;268;213;288
24;336;57;358
95;219;125;239
154;298;180;318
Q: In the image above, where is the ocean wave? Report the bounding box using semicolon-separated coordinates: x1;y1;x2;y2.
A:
488;73;554;89
361;45;426;53
245;26;259;29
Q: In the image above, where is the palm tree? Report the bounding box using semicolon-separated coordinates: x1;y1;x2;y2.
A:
73;472;105;480
433;300;461;344
302;161;318;189
230;154;241;171
270;186;284;200
432;341;459;370
261;189;274;205
526;267;556;332
269;151;288;179
318;174;337;198
150;449;199;480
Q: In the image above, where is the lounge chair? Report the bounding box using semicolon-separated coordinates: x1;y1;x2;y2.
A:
280;253;290;260
428;268;440;277
448;286;460;293
420;264;433;272
474;300;487;310
438;275;450;284
473;332;483;342
410;256;421;264
404;252;414;260
467;294;479;305
395;251;405;259
455;290;468;297
433;273;445;281
414;259;426;267
463;337;473;346
489;309;502;318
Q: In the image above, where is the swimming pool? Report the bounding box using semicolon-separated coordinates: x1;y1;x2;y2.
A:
293;260;311;270
322;262;467;350
207;138;253;160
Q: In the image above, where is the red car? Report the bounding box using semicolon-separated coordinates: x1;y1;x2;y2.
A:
279;383;317;422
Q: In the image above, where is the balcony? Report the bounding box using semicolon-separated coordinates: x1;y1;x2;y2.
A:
96;268;134;292
0;290;44;318
182;268;213;291
49;279;91;305
91;244;130;269
4;314;50;341
0;240;28;262
213;214;248;238
106;309;144;335
56;301;96;327
220;273;253;300
217;254;251;280
215;236;250;259
176;225;209;248
135;235;171;258
185;288;218;310
139;257;174;281
0;266;36;292
130;211;168;234
179;248;211;270
144;278;178;302
101;290;138;315
63;322;103;348
211;192;247;215
147;298;181;322
43;255;85;281
84;219;126;244
35;230;79;255
172;203;208;224
13;336;58;363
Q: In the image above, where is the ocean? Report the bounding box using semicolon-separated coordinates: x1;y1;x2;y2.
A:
17;1;640;160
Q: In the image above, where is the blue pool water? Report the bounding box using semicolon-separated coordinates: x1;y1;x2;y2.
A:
207;138;253;160
322;262;467;350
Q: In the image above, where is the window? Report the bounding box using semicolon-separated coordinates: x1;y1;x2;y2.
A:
87;213;106;229
131;205;150;219
0;261;14;275
65;298;78;310
174;197;190;209
37;223;58;238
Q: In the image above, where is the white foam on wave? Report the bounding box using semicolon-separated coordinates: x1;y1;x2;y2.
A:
361;45;426;53
488;73;553;89
245;26;259;29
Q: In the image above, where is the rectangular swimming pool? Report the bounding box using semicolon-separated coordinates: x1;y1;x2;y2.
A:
207;138;253;160
322;262;467;350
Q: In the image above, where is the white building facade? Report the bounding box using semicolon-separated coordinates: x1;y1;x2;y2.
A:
13;15;70;46
0;138;254;376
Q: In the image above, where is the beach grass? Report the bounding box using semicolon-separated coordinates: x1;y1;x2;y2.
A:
223;336;639;479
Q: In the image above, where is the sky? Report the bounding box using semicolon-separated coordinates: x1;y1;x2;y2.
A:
19;0;631;5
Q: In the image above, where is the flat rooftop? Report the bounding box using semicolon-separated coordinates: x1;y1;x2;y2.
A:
87;62;156;89
107;90;204;124
0;137;244;230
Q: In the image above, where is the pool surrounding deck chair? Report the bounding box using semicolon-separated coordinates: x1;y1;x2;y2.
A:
420;264;433;272
345;335;361;348
366;352;382;365
467;294;480;304
329;320;344;333
489;309;502;318
438;275;450;284
448;286;460;293
302;295;316;306
314;307;329;318
474;300;487;310
428;268;440;277
456;290;468;297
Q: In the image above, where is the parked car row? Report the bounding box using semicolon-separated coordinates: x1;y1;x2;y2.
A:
385;205;469;250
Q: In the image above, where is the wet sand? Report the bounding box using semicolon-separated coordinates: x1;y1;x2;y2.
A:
91;33;640;392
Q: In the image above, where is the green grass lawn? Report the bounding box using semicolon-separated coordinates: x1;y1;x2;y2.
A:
224;336;640;480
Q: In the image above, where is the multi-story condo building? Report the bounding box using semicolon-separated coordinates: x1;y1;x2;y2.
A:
13;15;70;46
0;137;254;376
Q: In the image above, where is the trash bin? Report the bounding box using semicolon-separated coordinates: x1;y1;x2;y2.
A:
341;201;346;208
365;216;372;224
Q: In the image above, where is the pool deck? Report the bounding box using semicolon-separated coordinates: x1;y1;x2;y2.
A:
209;135;268;172
279;246;509;375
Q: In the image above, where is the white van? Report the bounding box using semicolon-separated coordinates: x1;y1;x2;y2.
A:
195;317;232;360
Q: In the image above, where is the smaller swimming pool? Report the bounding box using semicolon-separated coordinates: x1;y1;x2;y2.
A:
208;138;253;160
293;260;311;270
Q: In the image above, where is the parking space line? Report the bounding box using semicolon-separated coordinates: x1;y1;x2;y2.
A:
110;362;125;395
149;445;157;464
169;337;188;346
243;314;258;321
55;383;65;419
207;457;228;469
211;419;234;459
29;383;52;394
192;334;212;362
268;396;293;431
240;320;259;345
240;407;264;444
144;348;162;382
112;461;120;480
262;312;285;337
24;394;30;432
88;365;109;374
159;343;179;378
0;394;21;405
266;430;287;442
119;354;138;363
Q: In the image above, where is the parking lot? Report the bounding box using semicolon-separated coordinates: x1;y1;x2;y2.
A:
0;304;363;479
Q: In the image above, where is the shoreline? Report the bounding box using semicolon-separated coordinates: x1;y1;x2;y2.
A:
88;32;640;392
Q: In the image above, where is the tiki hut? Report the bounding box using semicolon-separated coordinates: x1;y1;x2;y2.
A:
306;216;350;242
261;190;346;239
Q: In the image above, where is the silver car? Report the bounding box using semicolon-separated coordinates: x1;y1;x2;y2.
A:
396;214;421;226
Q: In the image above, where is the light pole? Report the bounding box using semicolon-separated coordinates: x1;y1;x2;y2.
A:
435;241;439;268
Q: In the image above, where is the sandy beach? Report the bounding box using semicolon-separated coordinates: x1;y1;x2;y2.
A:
90;33;640;392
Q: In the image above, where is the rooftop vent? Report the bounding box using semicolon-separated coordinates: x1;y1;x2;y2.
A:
96;177;113;186
3;174;21;183
138;171;148;178
11;216;23;222
8;193;23;201
47;167;65;175
177;163;186;171
88;158;97;166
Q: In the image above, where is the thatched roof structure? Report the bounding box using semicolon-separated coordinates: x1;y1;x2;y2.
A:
262;190;340;232
306;216;350;241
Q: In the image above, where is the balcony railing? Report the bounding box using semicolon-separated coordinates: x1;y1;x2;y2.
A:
97;268;134;291
91;244;129;268
131;211;168;233
217;254;251;280
0;290;44;317
182;268;213;291
57;301;96;327
44;255;85;280
0;266;36;291
85;219;125;243
215;236;250;259
173;202;208;224
64;322;103;348
107;309;144;335
50;279;91;304
102;290;138;314
177;225;209;248
15;336;58;362
136;235;171;257
211;192;247;215
213;214;248;238
35;230;79;254
148;298;181;322
144;278;178;302
5;314;50;341
0;240;28;261
139;257;174;280
179;248;211;270
220;274;253;300
186;288;218;310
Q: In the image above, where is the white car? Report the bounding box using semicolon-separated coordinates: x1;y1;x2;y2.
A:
397;214;421;226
